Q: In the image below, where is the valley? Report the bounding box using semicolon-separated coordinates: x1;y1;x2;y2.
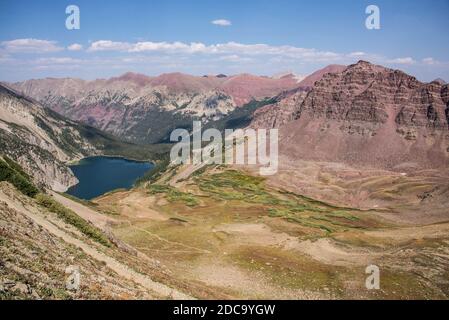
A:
0;83;168;191
1;61;449;300
90;164;449;299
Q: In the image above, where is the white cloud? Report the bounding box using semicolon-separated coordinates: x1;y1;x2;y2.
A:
211;19;232;26
1;39;63;53
129;41;193;53
387;57;415;65
32;64;81;71
2;38;441;72
218;54;252;62
422;57;437;65
0;52;13;63
348;51;366;57
87;40;132;52
34;57;82;64
67;43;83;51
86;40;345;62
4;38;447;82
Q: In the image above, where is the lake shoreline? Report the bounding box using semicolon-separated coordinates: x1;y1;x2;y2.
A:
66;154;154;166
66;156;154;200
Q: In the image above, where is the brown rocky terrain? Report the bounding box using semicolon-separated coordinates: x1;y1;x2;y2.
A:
252;60;449;170
2;60;449;300
0;180;197;299
250;64;347;128
91;164;449;299
296;64;347;89
247;61;449;226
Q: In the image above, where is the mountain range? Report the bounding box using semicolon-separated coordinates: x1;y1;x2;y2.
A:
1;60;448;192
1;60;449;300
9;66;343;144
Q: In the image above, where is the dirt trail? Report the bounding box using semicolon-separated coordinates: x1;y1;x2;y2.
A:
0;190;193;300
364;223;449;241
51;191;117;228
130;223;211;254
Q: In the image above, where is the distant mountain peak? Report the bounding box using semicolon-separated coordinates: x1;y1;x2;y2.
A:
296;64;347;88
272;72;305;83
347;60;386;72
109;72;152;86
432;78;446;85
355;59;372;65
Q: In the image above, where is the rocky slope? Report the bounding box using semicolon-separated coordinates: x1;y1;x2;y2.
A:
0;83;98;191
296;64;347;89
10;72;301;144
0;182;154;299
250;65;347;128
250;90;309;129
252;61;449;169
0;83;161;191
0;179;196;299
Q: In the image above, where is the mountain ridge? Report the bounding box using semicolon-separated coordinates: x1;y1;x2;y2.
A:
0;83;166;190
252;60;449;170
9;66;344;144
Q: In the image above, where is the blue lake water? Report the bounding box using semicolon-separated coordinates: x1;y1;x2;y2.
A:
66;156;153;200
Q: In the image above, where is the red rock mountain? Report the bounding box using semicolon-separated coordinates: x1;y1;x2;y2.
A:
252;61;449;170
251;64;347;129
219;73;300;106
296;64;347;89
14;72;300;108
10;72;303;143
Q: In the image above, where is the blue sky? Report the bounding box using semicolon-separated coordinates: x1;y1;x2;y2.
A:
0;0;448;81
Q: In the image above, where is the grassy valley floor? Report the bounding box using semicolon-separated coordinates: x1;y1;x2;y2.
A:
92;166;449;299
2;152;448;299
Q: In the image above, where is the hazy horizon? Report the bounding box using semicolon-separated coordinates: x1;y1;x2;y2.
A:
1;61;447;85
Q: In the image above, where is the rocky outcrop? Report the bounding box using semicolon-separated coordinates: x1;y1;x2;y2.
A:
0;181;157;299
295;64;347;89
442;84;449;130
253;61;449;169
297;60;448;131
0;132;78;191
250;65;348;129
250;89;308;129
0;84;99;191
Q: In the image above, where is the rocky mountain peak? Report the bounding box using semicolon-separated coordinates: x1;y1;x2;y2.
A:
109;72;152;86
344;60;391;74
432;78;446;85
251;61;449;169
296;64;347;88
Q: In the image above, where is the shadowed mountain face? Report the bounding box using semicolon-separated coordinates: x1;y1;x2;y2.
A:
0;83;165;191
0;83;97;190
10;72;302;144
252;61;449;170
